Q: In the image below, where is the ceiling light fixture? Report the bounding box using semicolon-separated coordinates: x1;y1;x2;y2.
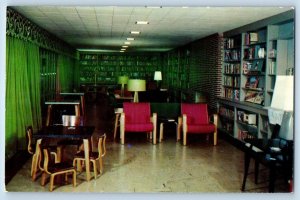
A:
121;48;126;51
124;42;131;45
127;38;135;41
145;6;162;8
120;50;125;52
122;46;128;48
130;31;141;34
135;21;149;25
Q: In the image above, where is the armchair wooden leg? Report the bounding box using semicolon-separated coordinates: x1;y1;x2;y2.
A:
121;129;125;145
92;160;97;179
153;131;156;145
159;123;163;142
213;131;217;146
183;131;187;146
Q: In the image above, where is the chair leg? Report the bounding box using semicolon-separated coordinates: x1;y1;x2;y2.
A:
92;160;97;179
49;174;55;192
99;157;103;174
73;170;76;187
41;172;48;186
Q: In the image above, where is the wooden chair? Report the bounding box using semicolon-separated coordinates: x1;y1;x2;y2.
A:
42;146;76;191
26;126;58;179
73;134;107;179
178;103;218;146
120;102;157;144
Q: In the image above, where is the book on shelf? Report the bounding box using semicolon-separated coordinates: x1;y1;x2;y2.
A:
238;130;256;140
245;76;259;88
244;91;264;105
269;61;276;75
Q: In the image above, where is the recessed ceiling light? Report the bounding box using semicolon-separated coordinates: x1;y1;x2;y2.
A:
124;42;131;45
136;21;149;25
127;38;135;41
122;46;128;48
145;6;162;9
130;31;141;34
121;48;126;51
120;50;125;52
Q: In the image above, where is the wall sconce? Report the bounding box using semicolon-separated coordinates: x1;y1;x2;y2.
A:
127;79;146;102
118;75;129;97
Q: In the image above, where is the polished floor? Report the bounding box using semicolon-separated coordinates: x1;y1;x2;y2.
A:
5;96;290;193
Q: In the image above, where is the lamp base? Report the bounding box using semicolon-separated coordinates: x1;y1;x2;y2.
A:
133;91;139;103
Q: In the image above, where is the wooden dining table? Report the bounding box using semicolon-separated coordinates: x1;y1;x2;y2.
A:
32;125;95;182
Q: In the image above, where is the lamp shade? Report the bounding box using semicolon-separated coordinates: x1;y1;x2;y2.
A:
154;71;162;81
127;79;146;92
118;75;129;85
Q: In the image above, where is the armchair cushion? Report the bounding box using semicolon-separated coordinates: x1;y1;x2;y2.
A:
125;123;154;132
187;124;215;133
181;103;209;125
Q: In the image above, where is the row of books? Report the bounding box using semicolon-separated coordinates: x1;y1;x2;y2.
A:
224;50;241;61
243;60;265;74
224;38;241;49
224;63;240;74
244;31;266;45
223;88;239;100
244;46;266;60
219;106;235;119
238;130;256;140
224;76;240;87
269;61;276;75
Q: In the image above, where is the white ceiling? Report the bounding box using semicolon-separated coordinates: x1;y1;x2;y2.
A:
11;6;293;52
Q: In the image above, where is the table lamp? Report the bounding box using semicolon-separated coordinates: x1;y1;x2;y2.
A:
118;75;129;97
268;75;294;140
154;71;162;89
127;79;146;102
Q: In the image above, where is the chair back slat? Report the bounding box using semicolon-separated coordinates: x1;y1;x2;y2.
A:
181;103;209;124
123;102;151;123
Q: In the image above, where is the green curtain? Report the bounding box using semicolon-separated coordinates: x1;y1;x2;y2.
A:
58;54;75;92
6;36;42;160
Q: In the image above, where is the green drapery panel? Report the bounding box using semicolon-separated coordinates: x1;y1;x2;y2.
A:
58;54;75;92
6;36;42;160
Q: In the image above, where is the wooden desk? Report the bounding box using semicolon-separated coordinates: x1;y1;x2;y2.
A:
32;125;95;182
45;100;81;126
60;92;85;116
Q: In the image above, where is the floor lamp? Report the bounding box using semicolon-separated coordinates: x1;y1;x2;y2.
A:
127;79;146;102
118;75;129;97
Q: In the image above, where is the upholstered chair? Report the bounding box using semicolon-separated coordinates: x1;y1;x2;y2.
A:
120;102;157;144
179;103;218;146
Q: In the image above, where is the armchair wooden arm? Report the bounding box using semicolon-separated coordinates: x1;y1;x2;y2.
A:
120;112;125;145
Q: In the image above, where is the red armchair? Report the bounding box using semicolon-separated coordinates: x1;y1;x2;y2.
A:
178;103;218;146
120;102;157;144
